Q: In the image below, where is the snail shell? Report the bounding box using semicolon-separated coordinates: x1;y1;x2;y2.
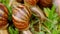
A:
12;4;31;31
24;0;38;5
16;0;24;3
30;6;46;20
0;3;8;29
38;0;52;7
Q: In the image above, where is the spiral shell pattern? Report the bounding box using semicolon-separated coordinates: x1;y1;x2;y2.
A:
0;3;8;29
12;4;31;31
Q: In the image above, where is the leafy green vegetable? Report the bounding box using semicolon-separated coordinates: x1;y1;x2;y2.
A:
0;0;60;34
8;26;14;34
8;25;19;34
39;31;45;34
43;5;59;34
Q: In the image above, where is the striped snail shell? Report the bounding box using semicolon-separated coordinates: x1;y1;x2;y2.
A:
0;3;8;29
30;6;46;20
12;4;31;31
24;0;38;5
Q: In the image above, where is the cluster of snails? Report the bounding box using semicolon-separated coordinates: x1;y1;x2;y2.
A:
0;0;53;31
12;0;48;31
12;0;53;31
0;2;31;31
18;0;52;7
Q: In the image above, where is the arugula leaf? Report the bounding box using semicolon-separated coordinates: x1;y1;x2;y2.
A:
43;5;58;34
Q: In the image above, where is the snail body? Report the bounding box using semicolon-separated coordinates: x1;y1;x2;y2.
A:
0;3;8;29
12;3;31;31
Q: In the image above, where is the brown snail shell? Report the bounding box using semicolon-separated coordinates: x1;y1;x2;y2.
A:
0;3;8;29
16;0;24;3
12;4;31;31
30;6;46;20
38;0;52;7
24;0;38;5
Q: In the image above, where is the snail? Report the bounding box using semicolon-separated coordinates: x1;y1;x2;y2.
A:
30;6;46;20
0;3;8;29
12;3;31;31
24;0;48;20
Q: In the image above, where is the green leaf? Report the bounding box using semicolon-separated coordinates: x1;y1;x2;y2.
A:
52;29;58;34
39;31;45;34
8;26;14;34
44;21;52;30
44;8;49;17
51;5;56;14
14;28;19;34
43;5;58;31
